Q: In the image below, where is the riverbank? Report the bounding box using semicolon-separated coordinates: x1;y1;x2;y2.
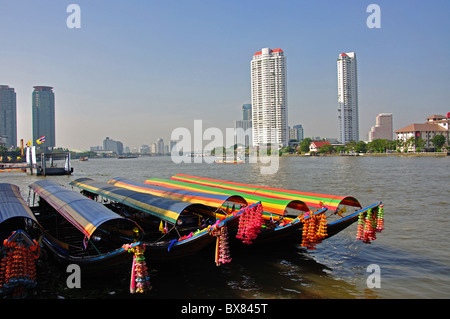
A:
285;152;450;157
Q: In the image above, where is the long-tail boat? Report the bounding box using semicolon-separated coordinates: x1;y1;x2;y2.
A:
107;177;324;246
0;183;43;298
28;180;142;272
69;178;244;264
144;174;384;247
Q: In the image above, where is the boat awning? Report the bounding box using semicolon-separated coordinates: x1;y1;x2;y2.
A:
143;178;311;216
70;178;213;225
108;177;247;210
0;183;37;224
170;174;362;212
29;180;134;239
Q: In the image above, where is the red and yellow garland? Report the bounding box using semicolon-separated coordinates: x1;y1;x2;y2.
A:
356;205;384;244
0;232;40;298
301;212;327;250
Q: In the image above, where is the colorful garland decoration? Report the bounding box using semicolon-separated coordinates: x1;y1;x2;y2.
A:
236;203;264;245
376;204;384;232
0;232;40;299
356;205;384;244
122;243;151;294
301;211;327;250
210;225;232;266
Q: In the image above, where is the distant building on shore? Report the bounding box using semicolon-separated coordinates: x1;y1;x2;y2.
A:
32;86;55;150
309;141;331;153
103;137;123;155
0;85;17;148
395;114;449;151
369;113;393;142
156;138;164;155
337;52;359;143
235;104;253;147
289;124;304;142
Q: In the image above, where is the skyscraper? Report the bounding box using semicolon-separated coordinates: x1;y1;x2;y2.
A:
251;48;288;147
235;104;252;147
337;52;359;143
289;124;304;142
0;85;17;147
32;86;55;149
242;104;252;121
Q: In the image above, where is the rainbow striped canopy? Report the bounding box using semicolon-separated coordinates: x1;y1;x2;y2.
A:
70;178;213;225
0;183;37;224
168;174;362;212
29;180;137;239
143;177;311;216
108;177;247;211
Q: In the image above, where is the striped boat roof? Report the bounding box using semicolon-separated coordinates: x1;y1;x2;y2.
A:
143;178;311;215
108;177;247;209
0;183;37;224
70;178;213;225
169;174;362;212
29;180;134;238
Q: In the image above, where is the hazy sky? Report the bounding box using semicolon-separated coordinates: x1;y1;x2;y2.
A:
1;0;449;150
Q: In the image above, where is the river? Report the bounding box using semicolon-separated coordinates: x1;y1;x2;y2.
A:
2;155;449;299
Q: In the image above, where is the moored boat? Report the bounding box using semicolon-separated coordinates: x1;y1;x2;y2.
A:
69;178;245;265
0;183;43;298
144;174;384;248
28;180;142;273
107;177;318;246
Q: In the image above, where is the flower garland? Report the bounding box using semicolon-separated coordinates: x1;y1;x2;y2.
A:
236;203;263;245
122;243;151;294
0;233;40;299
356;205;384;244
210;225;232;266
376;204;384;232
301;212;327;250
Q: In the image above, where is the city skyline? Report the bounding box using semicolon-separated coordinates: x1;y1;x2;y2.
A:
1;1;449;150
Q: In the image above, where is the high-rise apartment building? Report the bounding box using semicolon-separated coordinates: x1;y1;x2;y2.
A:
369;113;393;142
337;52;359;143
235;104;252;147
0;85;17;147
32;86;55;149
251;48;288;147
242;104;252;121
289;124;304;142
103;137;123;154
156;138;164;155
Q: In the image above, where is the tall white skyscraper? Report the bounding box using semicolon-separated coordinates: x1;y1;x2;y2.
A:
251;48;288;147
337;52;359;143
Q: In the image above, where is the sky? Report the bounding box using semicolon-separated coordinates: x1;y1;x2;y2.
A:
1;0;450;151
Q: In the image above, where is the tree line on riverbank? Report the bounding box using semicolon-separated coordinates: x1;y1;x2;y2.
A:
284;135;447;155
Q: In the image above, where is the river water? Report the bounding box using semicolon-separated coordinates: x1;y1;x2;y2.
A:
2;155;449;299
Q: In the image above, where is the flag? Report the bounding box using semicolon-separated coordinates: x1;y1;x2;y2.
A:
26;140;32;147
36;136;46;144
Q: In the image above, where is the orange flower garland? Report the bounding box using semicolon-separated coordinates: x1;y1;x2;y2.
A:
301;212;327;250
0;233;40;299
